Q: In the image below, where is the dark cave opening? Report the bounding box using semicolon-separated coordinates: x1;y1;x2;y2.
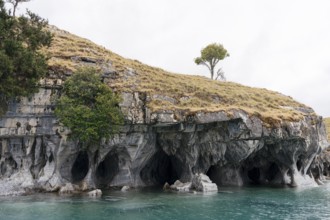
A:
71;151;89;183
296;159;302;172
266;163;281;182
323;163;330;176
95;151;119;187
247;167;261;184
206;165;219;184
48;152;54;164
140;150;182;185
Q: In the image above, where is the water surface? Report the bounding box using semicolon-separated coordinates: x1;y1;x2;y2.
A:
1;185;330;220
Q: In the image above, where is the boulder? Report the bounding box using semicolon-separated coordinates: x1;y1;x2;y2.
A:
59;183;74;194
169;180;192;192
191;173;218;192
87;189;102;197
163;182;171;190
121;185;130;192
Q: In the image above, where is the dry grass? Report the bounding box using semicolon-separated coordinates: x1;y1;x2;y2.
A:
43;26;313;124
43;25;139;73
325;118;330;141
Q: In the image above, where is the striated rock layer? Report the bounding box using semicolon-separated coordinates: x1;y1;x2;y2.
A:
0;85;329;196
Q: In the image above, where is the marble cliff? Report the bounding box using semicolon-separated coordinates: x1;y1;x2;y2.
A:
0;78;328;196
0;27;329;195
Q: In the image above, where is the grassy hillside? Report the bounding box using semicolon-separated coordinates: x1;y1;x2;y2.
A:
44;26;312;124
325;118;330;141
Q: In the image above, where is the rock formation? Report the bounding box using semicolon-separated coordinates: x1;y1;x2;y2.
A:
191;173;218;192
0;26;329;196
0;80;329;196
87;189;102;197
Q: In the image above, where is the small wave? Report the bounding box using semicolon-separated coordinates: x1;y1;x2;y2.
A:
104;196;127;202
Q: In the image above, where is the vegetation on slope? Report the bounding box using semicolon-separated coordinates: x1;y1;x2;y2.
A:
325;118;330;141
44;26;311;124
55;67;124;148
0;0;52;115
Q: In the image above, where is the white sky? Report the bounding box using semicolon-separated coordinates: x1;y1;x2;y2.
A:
15;0;330;117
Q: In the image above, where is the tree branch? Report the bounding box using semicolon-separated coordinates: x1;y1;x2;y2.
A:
199;61;211;72
215;68;226;81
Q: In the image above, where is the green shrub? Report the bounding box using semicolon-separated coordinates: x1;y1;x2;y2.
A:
55;67;124;148
0;0;52;114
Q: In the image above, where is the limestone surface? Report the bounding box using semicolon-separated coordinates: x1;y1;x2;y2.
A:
191;173;218;192
0;86;329;196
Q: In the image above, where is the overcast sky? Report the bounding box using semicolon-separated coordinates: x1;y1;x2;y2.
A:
15;0;330;117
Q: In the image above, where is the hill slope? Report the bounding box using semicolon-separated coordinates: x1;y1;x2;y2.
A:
325;118;330;141
44;26;312;124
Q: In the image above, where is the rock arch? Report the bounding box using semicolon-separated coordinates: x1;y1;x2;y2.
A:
95;150;120;187
95;146;131;188
140;150;183;185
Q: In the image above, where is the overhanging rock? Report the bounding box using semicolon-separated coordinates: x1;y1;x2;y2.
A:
0;88;329;195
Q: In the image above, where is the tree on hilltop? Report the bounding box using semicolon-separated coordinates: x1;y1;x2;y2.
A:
6;0;31;16
194;43;229;80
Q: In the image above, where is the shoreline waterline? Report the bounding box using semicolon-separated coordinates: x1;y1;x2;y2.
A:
1;184;330;220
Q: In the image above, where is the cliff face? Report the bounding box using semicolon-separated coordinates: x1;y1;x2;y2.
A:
0;26;329;195
0;83;328;195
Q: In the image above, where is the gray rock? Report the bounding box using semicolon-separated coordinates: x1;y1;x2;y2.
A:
152;95;177;105
121;185;130;192
163;182;171;190
191;173;218;192
169;180;192;192
0;85;329;196
87;189;102;197
59;183;74;194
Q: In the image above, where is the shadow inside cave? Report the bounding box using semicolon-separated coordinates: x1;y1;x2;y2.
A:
140;150;183;186
71;151;89;183
95;150;120;188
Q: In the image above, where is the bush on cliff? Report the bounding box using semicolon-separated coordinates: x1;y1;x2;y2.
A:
55;67;124;148
0;0;52;114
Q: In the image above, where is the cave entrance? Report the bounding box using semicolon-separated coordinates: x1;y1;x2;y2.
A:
296;159;302;172
95;151;119;187
71;151;89;183
266;163;281;182
323;163;330;176
247;167;260;184
140;150;182;185
206;165;219;184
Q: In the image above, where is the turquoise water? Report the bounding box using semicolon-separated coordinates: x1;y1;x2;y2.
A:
1;185;330;220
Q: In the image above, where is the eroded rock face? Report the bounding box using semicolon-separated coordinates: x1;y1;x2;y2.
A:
191;173;218;192
0;88;329;195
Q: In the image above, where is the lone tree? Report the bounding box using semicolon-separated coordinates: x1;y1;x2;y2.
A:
194;43;229;80
55;67;124;149
6;0;30;16
0;0;52;115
